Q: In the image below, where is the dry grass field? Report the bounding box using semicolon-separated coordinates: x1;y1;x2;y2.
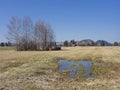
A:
0;46;120;90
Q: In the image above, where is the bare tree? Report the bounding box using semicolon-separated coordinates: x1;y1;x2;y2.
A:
34;20;42;50
7;17;21;50
34;20;55;50
7;17;56;51
22;16;33;50
46;24;55;48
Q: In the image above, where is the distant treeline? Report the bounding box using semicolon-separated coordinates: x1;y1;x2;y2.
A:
58;39;120;47
0;42;12;47
1;39;119;47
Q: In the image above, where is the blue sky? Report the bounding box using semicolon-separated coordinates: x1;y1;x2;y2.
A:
0;0;120;43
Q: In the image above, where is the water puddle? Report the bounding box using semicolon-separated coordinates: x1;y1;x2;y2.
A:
58;60;105;79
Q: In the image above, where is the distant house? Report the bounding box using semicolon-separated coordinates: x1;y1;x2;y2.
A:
78;39;94;46
56;42;64;46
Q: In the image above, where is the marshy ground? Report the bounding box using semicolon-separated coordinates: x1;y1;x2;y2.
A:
0;46;120;90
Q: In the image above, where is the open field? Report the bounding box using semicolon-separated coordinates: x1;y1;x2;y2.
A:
0;46;16;51
0;47;120;90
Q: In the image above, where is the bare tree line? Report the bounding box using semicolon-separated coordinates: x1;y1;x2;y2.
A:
7;16;57;51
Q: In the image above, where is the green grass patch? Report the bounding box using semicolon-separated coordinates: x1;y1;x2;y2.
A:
0;46;16;51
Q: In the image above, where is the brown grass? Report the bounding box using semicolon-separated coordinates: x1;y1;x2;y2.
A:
0;46;120;90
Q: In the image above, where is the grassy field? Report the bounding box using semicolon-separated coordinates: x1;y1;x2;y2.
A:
0;46;16;51
0;46;120;90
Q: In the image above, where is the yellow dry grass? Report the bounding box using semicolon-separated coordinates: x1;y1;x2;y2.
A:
0;46;120;90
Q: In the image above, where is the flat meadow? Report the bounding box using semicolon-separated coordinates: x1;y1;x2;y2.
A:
0;46;120;90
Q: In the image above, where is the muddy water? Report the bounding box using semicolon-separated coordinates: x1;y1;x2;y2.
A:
58;60;97;78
